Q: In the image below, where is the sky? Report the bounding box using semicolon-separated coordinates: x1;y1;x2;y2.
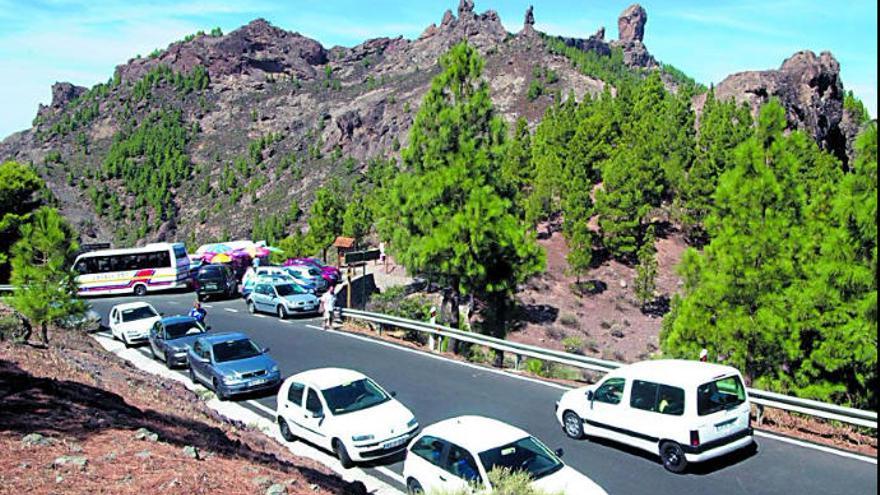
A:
0;0;876;139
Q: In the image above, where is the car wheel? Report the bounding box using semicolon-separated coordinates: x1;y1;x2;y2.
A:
188;366;197;384
122;334;132;348
278;417;297;442
406;478;424;494
213;378;229;401
562;411;584;439
149;343;158;359
247;301;256;314
198;293;205;302
660;441;688;473
277;305;288;320
133;284;147;297
333;439;354;469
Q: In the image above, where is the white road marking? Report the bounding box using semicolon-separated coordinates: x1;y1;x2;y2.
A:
204;304;214;308
224;308;238;313
753;430;877;465
255;314;267;318
247;400;277;417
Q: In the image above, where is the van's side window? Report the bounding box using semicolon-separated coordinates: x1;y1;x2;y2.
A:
630;380;685;415
594;377;625;405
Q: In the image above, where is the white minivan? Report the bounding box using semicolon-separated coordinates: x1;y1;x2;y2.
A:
555;360;754;473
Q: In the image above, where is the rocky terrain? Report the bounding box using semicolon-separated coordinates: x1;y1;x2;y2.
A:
0;309;364;494
1;1;863;246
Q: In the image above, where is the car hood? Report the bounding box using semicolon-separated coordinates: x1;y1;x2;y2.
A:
213;353;277;376
282;294;318;304
332;398;415;439
116;317;160;333
532;466;607;495
165;334;204;352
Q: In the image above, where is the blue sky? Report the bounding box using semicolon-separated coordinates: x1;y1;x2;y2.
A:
0;0;876;139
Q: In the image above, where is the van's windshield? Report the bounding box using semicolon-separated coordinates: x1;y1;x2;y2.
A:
697;375;746;416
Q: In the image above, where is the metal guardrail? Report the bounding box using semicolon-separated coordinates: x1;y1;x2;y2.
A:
0;284;15;292
341;308;878;430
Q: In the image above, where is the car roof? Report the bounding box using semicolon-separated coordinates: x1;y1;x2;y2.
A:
290;368;368;391
609;359;742;388
200;332;249;344
161;315;197;325
111;302;156;311
420;416;530;453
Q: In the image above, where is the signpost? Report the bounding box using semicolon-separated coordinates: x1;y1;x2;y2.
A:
344;249;381;265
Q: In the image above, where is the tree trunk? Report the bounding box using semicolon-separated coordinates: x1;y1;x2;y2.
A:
449;285;460;355
40;322;49;346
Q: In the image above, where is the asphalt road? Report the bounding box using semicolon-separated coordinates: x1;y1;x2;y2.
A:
89;292;877;495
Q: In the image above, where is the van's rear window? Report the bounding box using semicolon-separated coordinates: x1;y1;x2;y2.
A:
697;376;746;416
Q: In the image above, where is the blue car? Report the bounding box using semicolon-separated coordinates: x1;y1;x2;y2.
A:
187;332;282;400
148;315;208;368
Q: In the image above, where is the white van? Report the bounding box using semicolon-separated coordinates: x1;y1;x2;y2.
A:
555;360;754;473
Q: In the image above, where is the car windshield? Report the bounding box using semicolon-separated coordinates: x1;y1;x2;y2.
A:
697;375;747;416
164;321;206;339
276;284;306;296
121;306;158;322
478;436;564;481
307;268;321;277
212;338;262;363
198;267;223;279
322;378;390;415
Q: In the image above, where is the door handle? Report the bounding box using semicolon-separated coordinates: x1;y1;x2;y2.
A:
439;475;447;482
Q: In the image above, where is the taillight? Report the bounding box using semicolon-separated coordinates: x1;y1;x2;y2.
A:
690;430;700;447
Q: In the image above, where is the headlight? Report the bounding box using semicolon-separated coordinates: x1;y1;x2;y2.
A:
407;418;419;429
223;374;243;384
270;365;279;373
352;434;374;442
174;350;188;356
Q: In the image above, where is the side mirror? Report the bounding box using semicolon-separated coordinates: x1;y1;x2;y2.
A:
586;390;594;401
312;409;324;419
390;391;398;398
263;347;271;354
554;448;565;458
206;325;212;331
160;312;165;316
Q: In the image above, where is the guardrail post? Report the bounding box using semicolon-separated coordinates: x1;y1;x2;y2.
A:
756;403;765;426
428;307;437;352
514;354;523;371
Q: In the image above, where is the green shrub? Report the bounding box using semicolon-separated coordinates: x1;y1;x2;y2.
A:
562;336;583;354
429;467;563;495
559;313;578;328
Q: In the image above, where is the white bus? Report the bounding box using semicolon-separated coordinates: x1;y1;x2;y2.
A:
72;242;191;296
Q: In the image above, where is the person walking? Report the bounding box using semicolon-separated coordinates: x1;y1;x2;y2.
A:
321;285;336;330
189;300;207;325
699;348;708;362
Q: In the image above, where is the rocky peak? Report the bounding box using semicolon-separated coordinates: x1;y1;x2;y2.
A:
524;5;535;28
592;27;605;41
617;4;647;42
707;49;849;161
458;0;475;17
36;82;87;119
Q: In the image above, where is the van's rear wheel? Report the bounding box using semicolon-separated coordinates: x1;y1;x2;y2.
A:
562;411;584;439
660;441;688;473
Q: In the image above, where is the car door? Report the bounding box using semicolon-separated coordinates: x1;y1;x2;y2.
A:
408;436;454;493
255;284;270;312
625;380;686;453
582;376;628;443
300;387;330;448
108;309;117;337
282;381;308;437
444;443;482;492
149;321;165;360
190;339;211;384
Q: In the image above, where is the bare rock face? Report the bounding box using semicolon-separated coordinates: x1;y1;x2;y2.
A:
37;82;87;119
114;18;328;84
593;27;605;41
524;5;535;28
711;50;847;160
458;0;475;17
617;4;647;43
609;4;656;68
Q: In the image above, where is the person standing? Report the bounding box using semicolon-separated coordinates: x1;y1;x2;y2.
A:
189;300;207;325
321;285;336;330
699;348;708;362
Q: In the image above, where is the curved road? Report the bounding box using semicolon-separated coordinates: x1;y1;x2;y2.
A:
90;292;877;495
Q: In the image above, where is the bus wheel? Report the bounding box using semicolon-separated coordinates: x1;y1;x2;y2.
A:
133;284;147;297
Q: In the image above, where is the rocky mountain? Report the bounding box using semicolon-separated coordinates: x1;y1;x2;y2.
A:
0;1;862;246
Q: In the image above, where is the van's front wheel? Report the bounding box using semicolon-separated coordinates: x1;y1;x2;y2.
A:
660;441;688;473
562;411;584;439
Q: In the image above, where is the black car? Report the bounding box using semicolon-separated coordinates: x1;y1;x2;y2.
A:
148;315;209;368
195;264;238;301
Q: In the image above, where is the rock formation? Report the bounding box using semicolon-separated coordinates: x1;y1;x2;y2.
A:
704;50;849;161
610;4;656;68
36;82;87;119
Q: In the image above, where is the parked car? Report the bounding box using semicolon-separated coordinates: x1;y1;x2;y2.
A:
55;302;102;332
276;368;419;468
148;315;208;368
108;302;161;347
403;416;606;495
187;332;281;400
288;258;341;284
241;272;299;298
195;264;238;301
282;266;328;293
246;282;319;319
555;359;754;473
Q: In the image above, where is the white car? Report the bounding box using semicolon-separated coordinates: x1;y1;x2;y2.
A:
108;302;161;347
275;368;419;468
403;416;607;495
555;359;754;473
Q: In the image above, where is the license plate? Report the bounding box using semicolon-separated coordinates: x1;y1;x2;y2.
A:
382;437;407;449
206;284;217;290
250;378;267;386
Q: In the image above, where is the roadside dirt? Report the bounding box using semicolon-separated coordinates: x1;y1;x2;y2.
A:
0;320;364;495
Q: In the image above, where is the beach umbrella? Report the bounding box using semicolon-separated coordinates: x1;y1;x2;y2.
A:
211;253;232;263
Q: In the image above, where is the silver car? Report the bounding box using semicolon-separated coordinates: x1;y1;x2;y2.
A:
246;282;319;319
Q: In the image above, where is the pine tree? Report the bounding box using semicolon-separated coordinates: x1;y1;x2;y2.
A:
342;186;373;246
9;207;85;346
307;179;345;260
634;226;658;310
0;161;46;282
378;42;544;336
